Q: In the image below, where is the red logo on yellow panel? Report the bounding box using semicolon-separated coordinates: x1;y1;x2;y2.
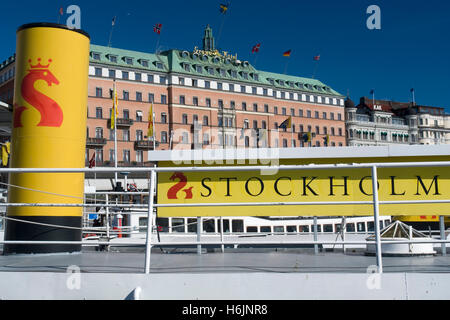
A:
13;58;63;128
167;172;193;200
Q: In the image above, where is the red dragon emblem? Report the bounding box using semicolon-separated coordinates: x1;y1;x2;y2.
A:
13;58;63;128
167;172;193;200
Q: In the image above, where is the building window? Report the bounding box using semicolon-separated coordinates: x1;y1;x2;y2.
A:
241;85;246;93
122;71;129;80
252;87;257;94
160;76;166;84
161;95;167;104
274;106;278;114
136;111;143;122
218;100;224;109
339;128;343;136
193;97;199;106
95;87;102;97
205;81;210;89
161;131;168;143
283;139;288;148
179;77;185;85
217;82;223;90
315;111;319;119
109;149;114;161
338;113;342;121
253;103;258;112
148;93;154;103
206;98;211;107
203;116;209;126
180;95;185;105
123;109;129;119
262;120;267;129
323;112;327;119
135;73;142;81
95;107;102;119
230;101;235;109
95;127;103;138
123;91;129;100
109;69;116;78
282;107;287;115
123;130;130;141
136;92;142;102
264;104;269;113
123;150;130;162
136;130;143;141
161;113;167;123
192;79;198;87
147;74;154;83
229;84;234;92
242;102;247;111
95;68;102;76
182;114;188;124
307;110;311;118
136;150;143;162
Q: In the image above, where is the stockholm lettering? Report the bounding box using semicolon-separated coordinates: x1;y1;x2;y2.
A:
196;175;442;199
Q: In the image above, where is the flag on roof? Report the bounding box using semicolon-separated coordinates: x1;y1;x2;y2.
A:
283;50;292;57
370;89;375;95
219;3;229;14
252;43;261;54
153;23;162;35
88;153;95;168
112;16;116;26
313;55;320;61
278;116;292;130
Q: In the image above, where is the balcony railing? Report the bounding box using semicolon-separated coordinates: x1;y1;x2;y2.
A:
86;137;107;147
107;118;134;128
134;140;159;150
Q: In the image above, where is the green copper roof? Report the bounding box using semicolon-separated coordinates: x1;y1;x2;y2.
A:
89;43;343;97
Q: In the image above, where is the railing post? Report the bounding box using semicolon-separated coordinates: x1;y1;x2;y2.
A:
144;169;156;274
220;217;224;253
197;217;202;255
313;217;318;254
371;165;383;274
105;194;110;252
440;216;447;256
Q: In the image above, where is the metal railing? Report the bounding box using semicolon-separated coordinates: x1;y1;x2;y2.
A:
0;161;449;275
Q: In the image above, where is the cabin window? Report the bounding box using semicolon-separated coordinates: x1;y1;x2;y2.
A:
232;220;244;233
203;220;216;233
188;218;197;233
246;226;258;233
139;217;147;232
357;222;366;232
379;221;384;230
346;223;355;232
324;224;333;233
260;226;271;233
299;225;309;233
287;226;297;233
274;226;284;233
172;218;185;233
367;222;374;232
156;217;169;232
335;224;342;233
218;219;230;233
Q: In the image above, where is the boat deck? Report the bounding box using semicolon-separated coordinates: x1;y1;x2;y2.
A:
0;248;449;274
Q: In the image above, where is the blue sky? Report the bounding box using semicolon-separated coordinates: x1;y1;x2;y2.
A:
1;0;449;111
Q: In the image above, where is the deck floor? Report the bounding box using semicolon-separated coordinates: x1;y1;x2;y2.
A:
0;248;449;274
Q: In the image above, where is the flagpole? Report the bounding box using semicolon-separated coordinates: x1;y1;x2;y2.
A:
108;16;116;47
291;119;294;148
113;80;118;186
283;58;290;75
312;61;319;79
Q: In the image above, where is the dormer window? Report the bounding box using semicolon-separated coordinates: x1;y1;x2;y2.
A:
156;62;164;69
242;72;248;80
192;53;199;60
92;52;101;60
230;70;237;78
109;55;117;63
181;51;189;58
202;55;208;62
213;57;220;64
182;63;190;71
253;74;259;81
195;65;202;73
267;78;274;85
125;57;133;65
279;80;285;86
140;59;149;67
